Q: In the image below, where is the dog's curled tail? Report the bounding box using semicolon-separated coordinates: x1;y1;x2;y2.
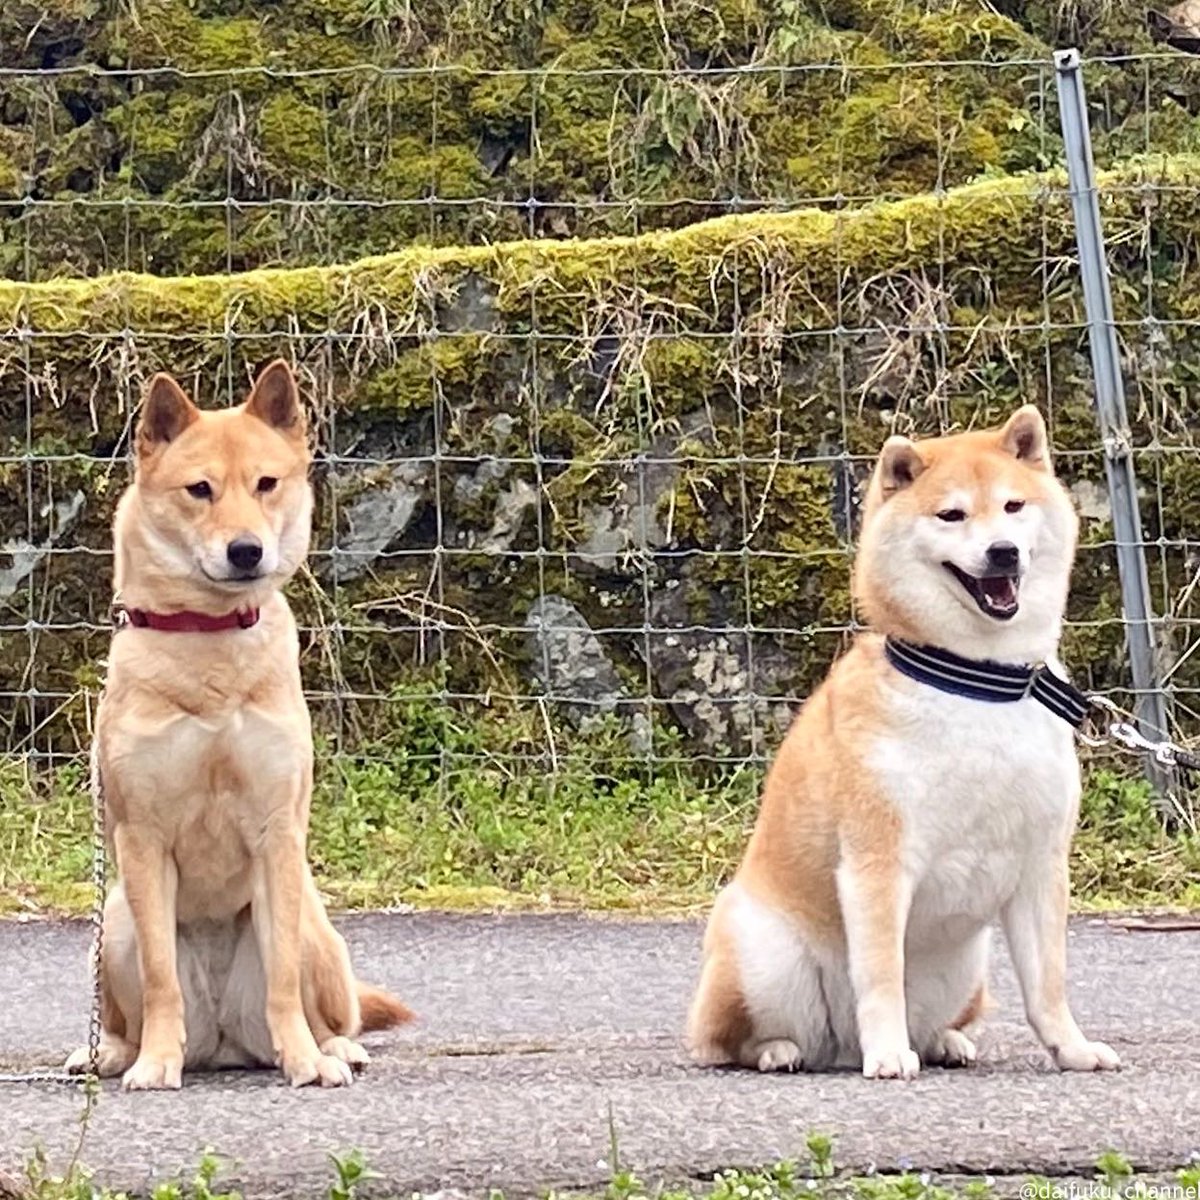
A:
358;982;415;1031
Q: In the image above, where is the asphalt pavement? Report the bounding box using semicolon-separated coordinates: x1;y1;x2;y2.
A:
0;912;1197;1198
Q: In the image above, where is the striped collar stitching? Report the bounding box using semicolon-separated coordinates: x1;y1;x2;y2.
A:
883;637;1091;729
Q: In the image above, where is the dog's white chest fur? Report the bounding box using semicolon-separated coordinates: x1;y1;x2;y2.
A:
867;685;1078;945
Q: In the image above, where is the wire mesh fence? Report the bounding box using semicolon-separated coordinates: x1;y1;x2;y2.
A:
3;22;1200;965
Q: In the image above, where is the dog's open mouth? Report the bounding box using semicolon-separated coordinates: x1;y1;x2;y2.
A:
943;563;1021;621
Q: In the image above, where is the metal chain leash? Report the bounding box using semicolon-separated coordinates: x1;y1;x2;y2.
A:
87;747;106;1083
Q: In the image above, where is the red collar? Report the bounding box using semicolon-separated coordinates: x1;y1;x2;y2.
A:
116;605;261;633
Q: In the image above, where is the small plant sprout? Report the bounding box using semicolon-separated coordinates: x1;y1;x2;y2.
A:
806;1134;835;1180
328;1150;381;1200
1096;1152;1134;1190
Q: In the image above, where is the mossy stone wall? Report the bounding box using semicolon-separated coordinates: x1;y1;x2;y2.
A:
2;161;1199;763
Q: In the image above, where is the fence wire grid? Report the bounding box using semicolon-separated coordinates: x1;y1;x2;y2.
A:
2;31;1200;1089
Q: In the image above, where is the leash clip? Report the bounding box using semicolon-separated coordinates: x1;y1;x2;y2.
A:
1107;719;1192;770
1078;695;1198;771
1108;719;1164;758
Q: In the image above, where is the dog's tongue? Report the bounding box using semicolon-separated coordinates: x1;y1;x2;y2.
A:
981;575;1018;612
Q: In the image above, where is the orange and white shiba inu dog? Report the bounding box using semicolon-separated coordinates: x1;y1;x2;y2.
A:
66;361;411;1090
687;406;1120;1079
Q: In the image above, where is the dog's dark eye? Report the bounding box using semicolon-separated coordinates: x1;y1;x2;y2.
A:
257;476;278;494
185;481;213;501
1005;499;1025;514
936;508;967;523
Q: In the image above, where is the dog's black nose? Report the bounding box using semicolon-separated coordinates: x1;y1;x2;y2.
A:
986;541;1020;571
227;536;263;572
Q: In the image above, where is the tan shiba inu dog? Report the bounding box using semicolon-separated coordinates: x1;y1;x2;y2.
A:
66;361;411;1090
687;407;1120;1079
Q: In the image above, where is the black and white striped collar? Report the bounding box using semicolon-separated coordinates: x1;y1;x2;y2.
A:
883;637;1091;728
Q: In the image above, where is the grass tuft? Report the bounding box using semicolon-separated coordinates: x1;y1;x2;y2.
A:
2;726;1197;917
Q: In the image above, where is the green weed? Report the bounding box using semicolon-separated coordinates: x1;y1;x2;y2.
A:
2;710;1197;916
328;1150;380;1200
17;1139;1200;1200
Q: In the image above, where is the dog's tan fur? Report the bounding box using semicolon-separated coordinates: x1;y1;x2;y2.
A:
66;361;411;1090
688;408;1118;1078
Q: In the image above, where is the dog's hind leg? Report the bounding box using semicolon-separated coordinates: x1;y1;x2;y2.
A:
65;1031;138;1077
921;981;987;1067
67;885;228;1077
64;965;138;1078
909;929;990;1068
687;887;754;1067
688;882;840;1073
300;884;370;1070
64;885;141;1077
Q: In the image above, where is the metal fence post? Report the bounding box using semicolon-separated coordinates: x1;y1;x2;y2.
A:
1054;48;1175;807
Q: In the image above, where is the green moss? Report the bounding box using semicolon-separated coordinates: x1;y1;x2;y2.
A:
536;406;602;445
258;93;327;176
123;2;269;71
5;0;1197;278
640;338;724;416
357;335;490;411
108;92;221;195
375;139;488;203
664;452;851;628
0;159;18;200
816;0;1038;58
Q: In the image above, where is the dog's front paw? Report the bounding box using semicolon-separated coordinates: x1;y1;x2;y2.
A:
863;1044;920;1080
1055;1040;1121;1072
122;1052;183;1090
321;1036;370;1071
282;1050;354;1088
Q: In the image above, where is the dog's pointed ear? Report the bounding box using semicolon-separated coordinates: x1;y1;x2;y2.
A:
1000;405;1049;470
245;359;304;438
137;373;198;454
876;435;926;499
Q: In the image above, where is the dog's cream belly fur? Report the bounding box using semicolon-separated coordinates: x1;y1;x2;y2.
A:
721;883;991;1070
711;691;1076;1069
100;886;276;1068
107;702;309;923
